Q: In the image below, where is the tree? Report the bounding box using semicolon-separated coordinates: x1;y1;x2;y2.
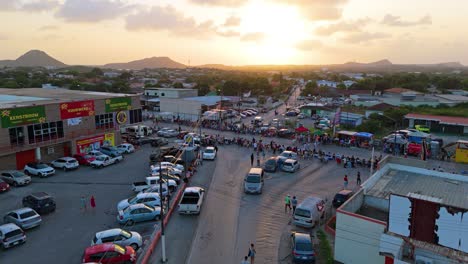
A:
195;83;210;95
337;83;346;89
173;82;184;88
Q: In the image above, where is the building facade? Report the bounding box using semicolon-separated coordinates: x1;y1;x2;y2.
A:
0;88;142;170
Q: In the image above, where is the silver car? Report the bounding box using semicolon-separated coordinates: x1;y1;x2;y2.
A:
3;208;42;230
0;170;31;186
92;228;143;250
0;223;26;249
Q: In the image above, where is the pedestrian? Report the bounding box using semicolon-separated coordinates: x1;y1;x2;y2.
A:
291;196;298;214
215;145;218;152
248;243;256;264
344;175;348;190
356;171;361;186
285;195;291;213
80;196;87;212
90;195;96;209
250;153;254;166
241;256;250;264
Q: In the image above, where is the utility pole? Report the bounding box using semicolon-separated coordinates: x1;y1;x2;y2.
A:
159;160;167;263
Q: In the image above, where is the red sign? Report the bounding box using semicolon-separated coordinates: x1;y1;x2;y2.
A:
60;100;95;119
76;135;105;154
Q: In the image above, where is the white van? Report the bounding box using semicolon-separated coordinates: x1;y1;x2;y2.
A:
126;125;153;138
282;159;300;173
244;168;264;194
293;196;325;228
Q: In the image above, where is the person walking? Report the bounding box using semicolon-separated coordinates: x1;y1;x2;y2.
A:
80;196;87;212
250;153;254;166
285;195;292;213
356;171;361;186
90;195;96;209
248;243;256;264
241;256;250;264
291;196;298;214
344;175;349;190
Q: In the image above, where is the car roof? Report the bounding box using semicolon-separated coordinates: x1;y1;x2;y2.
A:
248;168;263;174
10;207;35;214
96;228;123;238
1;170;24;174
294;232;312;243
30;191;51;198
136;192;159;198
185;187;203;193
57;157;76;161
337;190;354;195
127;203;151;210
284;159;296;163
206;147;215;150
85;243;117;254
0;223;22;232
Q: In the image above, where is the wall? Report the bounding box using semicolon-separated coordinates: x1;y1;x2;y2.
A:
414;248;460;264
160;98;201;120
334;211;386;264
341;189;364;213
364;195;389;212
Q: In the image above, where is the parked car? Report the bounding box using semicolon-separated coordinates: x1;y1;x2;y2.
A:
132;177;177;193
0;223;26;249
286;111;298;116
82;243;136;264
73;153;96;166
332;190;354;208
159;129;179;138
415;125;430;133
407;143;422;156
90;155;123;168
117;192;161;211
117;143;135;154
159;162;184;171
51;157;79;171
91;228;143;250
202;147;217;160
100;146;125;157
264;157;278;172
291;232;316;263
148;172;181;185
117;204;162;225
150;166;182;177
24;162;55;177
293;196;325;228
150;138;169;147
277;129;295;138
0;179;10;193
244;168;264;194
178;187;205;214
3;208;42;230
139;184;170;198
22;192;56;214
87;150;105;158
0;171;31;186
282;159;300;173
280;151;298;160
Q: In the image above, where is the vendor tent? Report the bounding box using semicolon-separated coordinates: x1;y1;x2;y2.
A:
337;131;357;137
295;126;309;133
355;132;373;138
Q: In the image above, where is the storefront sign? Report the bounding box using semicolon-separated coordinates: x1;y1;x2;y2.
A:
76;133;115;154
1;106;46;128
60;100;95;119
104;133;115;146
115;111;128;125
105;97;132;112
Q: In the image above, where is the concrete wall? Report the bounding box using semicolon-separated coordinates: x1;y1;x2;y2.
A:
334;211;386;264
414;248;460;264
160;98;201;120
341;189;364;213
364;195;389;212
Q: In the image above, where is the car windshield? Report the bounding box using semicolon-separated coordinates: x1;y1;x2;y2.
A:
128;196;138;203
114;244;126;255
96;156;106;161
37;198;53;206
266;160;276;165
120;230;132;239
5;229;22;239
246;175;260;183
296;242;313;251
205;149;214;153
19;211;36;219
36;163;49;169
12;171;25;177
295;208;311;218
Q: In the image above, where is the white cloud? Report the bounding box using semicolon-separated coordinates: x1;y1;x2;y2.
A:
341;32;390;44
315;18;371;36
38;25;59;31
0;0;58;12
223;16;241;27
381;14;432;27
240;32;265;42
56;0;132;22
217;30;240;37
188;0;248;7
274;0;348;21
296;40;323;51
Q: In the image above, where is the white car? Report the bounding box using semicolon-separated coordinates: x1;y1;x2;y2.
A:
279;151;298;160
239;113;247;118
0;171;31;186
51;157;79;171
140;184;170;197
160;162;184;171
150;165;182;177
202;147;217;160
24;162;55;178
117;192;161;211
3;208;42;230
92;228;143;250
0;223;26;249
162;130;179;138
117;143;135;154
90;155;123;168
282;159;300;173
87;150;105;157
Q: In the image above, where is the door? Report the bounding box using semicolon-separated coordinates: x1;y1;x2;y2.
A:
16;149;36;170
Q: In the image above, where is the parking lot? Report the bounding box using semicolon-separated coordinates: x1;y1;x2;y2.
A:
0;144;168;264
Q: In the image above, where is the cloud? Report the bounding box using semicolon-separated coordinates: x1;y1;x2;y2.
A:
217;30;240;37
0;34;8;40
126;5;218;39
240;32;265;42
188;0;248;7
0;0;58;12
275;0;348;21
223;16;241;27
38;25;59;31
341;32;390;44
296;40;323;51
381;14;432;27
56;0;132;22
315;18;371;36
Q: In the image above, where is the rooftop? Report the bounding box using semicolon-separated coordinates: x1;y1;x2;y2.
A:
0;88;134;109
144;87;196;91
405;113;468;126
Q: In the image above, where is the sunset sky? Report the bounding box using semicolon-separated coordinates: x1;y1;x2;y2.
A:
1;0;467;66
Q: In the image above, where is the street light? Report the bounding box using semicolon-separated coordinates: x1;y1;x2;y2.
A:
158;160;167;263
378;113;397;156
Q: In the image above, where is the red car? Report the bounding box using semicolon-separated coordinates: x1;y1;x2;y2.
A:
0;179;10;193
73;153;96;166
407;143;422;156
82;243;136;264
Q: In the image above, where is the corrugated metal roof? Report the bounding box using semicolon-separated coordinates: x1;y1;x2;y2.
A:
405;113;468;126
366;169;468;209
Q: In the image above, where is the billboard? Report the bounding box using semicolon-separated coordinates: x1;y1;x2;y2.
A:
1;106;46;128
76;133;114;154
60;100;95;119
105;97;132;112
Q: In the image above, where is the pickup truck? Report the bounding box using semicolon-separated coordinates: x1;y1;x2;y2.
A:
90;154;123;168
132;176;177;193
178;187;205;215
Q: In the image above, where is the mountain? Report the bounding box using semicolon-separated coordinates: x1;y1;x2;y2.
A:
0;50;67;67
103;56;186;69
344;59;393;66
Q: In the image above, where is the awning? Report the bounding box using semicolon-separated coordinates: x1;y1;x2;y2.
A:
295;126;309;133
355;132;373;138
337;130;357;136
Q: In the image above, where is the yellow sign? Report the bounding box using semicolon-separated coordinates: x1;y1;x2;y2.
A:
104;133;115;146
455;148;468;163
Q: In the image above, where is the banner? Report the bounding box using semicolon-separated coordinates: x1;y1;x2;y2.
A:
76;133;115;154
105;97;132;112
60;100;94;119
104;133;115;146
1;106;46;128
333;107;341;125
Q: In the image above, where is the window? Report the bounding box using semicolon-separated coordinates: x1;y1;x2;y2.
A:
129;109;142;124
27;121;64;144
9;127;25;146
95;113;114;129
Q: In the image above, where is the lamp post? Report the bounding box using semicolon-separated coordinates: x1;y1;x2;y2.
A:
158;160;167;263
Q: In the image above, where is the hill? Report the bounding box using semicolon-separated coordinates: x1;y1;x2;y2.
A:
103;56;185;69
0;50;67;67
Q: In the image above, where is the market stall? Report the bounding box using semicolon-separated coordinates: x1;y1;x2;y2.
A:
355;132;373;148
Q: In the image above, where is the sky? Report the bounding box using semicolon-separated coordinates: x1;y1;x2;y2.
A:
0;0;467;66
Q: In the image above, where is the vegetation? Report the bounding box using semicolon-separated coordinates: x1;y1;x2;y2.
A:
317;230;334;264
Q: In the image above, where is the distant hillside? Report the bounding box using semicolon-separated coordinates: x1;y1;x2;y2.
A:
0;50;67;67
103;56;186;70
343;59;393;67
